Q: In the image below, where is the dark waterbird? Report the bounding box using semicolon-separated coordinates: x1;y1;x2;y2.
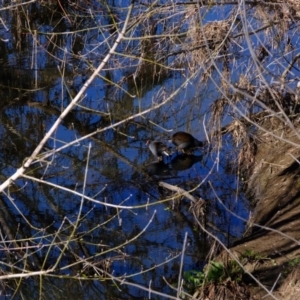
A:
170;131;203;154
146;140;170;161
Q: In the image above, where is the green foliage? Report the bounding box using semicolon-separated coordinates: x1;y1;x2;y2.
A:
183;260;244;293
288;257;300;267
242;249;262;260
242;249;276;266
282;257;300;277
206;261;224;282
184;270;205;291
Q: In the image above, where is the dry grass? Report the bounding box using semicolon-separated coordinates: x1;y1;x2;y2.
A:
186;17;230;72
276;268;300;300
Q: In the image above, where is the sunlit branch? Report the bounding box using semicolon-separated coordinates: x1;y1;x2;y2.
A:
0;1;136;193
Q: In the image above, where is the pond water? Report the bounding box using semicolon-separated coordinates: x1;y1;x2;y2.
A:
0;1;249;299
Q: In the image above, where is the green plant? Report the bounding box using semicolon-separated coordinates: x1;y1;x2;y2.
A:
206;261;225;282
288;257;300;268
183;260;244;293
184;270;205;291
242;249;262;261
242;249;276;266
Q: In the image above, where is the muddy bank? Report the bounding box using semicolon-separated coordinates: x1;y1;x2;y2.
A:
223;117;300;299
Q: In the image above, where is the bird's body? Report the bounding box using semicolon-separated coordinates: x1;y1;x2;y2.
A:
171;131;203;154
146;140;170;161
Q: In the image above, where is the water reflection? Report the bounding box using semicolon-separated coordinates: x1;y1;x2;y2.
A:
170;154;202;171
146;153;202;177
0;2;250;299
146;161;171;176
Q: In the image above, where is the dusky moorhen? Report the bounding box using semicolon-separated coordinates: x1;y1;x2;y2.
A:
171;131;203;153
146;140;170;161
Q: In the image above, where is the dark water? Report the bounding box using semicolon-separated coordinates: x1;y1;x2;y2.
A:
0;1;249;299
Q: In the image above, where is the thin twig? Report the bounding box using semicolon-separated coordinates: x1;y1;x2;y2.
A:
0;0;136;193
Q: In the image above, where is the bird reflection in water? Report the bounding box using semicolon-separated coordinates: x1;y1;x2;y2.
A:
146;161;171;176
170;154;202;171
